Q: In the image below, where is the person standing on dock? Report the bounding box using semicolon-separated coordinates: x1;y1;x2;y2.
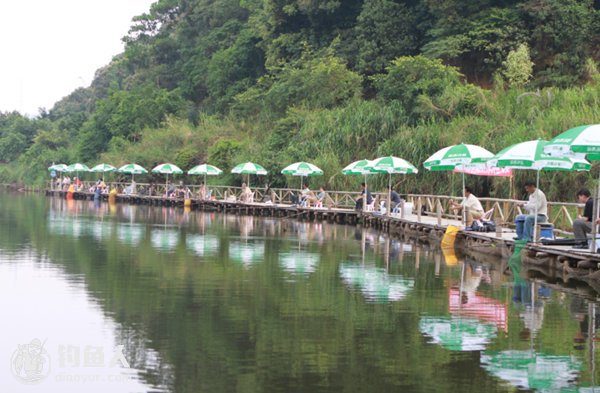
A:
572;188;594;248
514;181;547;242
449;186;484;226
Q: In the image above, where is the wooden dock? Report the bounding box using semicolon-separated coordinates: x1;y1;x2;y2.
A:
45;188;600;292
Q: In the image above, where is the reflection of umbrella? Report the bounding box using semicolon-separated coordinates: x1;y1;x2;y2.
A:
424;144;494;224
229;241;265;268
419;316;497;351
279;251;319;275
231;162;268;188
281;161;323;189
117;163;148;181
185;234;219;257
151;229;179;251
546;125;600;251
152;163;184;193
449;288;507;331
366;156;418;216
188;164;223;191
116;223;145;246
339;263;414;303
481;350;581;391
489;140;590;241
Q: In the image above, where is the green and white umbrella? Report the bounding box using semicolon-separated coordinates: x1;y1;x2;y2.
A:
231;162;268;188
424;144;494;224
48;163;68;172
481;350;581;391
186;234;220;257
544;124;600;159
188;164;223;196
188;164;223;176
424;143;494;171
151;228;180;252
66;163;90;181
419;316;497;352
281;161;323;189
117;163;148;181
342;159;376;175
366;156;418;216
489;139;590;241
546;124;600;250
90;163;116;181
152;163;184;195
90;163;116;172
66;163;90;173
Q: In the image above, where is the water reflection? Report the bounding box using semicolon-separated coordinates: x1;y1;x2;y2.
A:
481;350;581;391
4;194;600;392
419;316;497;351
185;234;219;257
339;264;414;303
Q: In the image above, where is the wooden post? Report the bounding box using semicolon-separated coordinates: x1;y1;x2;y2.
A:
400;200;405;219
417;197;422;223
437;200;442;226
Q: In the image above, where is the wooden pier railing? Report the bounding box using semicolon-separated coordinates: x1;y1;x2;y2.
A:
47;181;584;231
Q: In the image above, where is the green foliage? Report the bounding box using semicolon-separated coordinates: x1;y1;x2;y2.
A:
235;53;362;117
373;56;464;119
501;43;534;88
353;0;422;75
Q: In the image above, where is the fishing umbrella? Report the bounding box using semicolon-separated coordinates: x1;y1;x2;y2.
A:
281;161;323;189
117;163;148;182
48;163;68;188
152;163;184;196
89;163;116;182
488;139;590;242
48;163;68;172
545;124;600;251
480;350;581;391
188;164;223;196
66;163;90;183
424;144;494;224
419;316;497;352
366;156;418;216
342;159;378;212
231;162;268;188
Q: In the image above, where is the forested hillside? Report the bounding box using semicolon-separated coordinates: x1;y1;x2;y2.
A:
1;0;600;200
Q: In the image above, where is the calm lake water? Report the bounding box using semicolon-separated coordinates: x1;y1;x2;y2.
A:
1;192;599;392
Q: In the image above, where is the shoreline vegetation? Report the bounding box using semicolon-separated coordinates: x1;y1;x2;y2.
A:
0;1;599;202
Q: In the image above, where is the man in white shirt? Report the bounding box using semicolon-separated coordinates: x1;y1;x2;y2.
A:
514;181;547;242
449;186;484;226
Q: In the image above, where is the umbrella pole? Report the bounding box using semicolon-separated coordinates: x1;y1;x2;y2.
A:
387;173;392;217
166;173;169;197
462;168;466;226
363;175;367;213
592;169;600;253
533;170;540;243
204;174;207;199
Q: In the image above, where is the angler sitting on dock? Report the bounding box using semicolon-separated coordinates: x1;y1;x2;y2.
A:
514;181;547;242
